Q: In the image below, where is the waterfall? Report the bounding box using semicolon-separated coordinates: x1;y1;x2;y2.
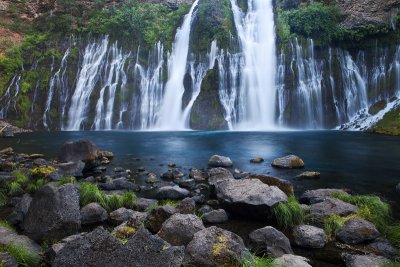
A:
155;0;200;130
66;37;109;130
44;48;71;130
230;0;277;129
0;74;21;119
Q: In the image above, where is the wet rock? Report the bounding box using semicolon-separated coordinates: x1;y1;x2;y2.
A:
146;173;159;184
23;184;81;242
342;254;389;267
183;226;248;267
271;155;305;169
109;208;135;225
248;174;294;195
0;147;13;156
0;252;18;267
249;226;293;257
208;167;234;187
155;185;190;200
310;198;358;224
215;178;287;219
367;239;398;259
0;226;41;256
97;150;114;159
208;155;233;168
7;193;32;227
337;218;380;244
198;205;213;215
99;177;140;192
295;171;321;180
176;197;196;214
178;178;196;189
48;226;184;267
145;205;177;233
300;188;349;204
158;214;205;246
59;139;99;163
80;203;108;225
273;254;312;267
233;168;250;179
161;170;175;180
136;198;158;212
190;168;208;181
250;157;264;163
293;225;327;248
202;209;228;224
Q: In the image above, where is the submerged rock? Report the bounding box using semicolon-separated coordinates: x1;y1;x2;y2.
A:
248;226;293;257
208;155;233;168
250;157;264;163
293;225;327;248
183;226;248;267
271;155;305;169
295;171;321;180
336;218;380;244
158;214;205;246
23;184;81;242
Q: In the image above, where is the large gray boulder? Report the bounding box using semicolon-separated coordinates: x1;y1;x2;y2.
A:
48;226;184;267
208;167;234;186
293;225;327;248
310;198;358;224
202;209;229;224
300;188;349;204
80;203;108;225
272;254;312;267
342;254;389;267
23;184;81;242
0;226;41;256
248;174;294;195
271;155;304;169
248;226;293;257
367;240;398;260
215;178;287;219
208;155;233;168
158;214;205;246
155;185;190;200
337;218;380;244
183;226;248;267
59;139;99;163
109;207;135;225
6;193;32;227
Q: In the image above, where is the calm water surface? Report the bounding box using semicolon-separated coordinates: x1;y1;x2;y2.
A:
1;131;399;211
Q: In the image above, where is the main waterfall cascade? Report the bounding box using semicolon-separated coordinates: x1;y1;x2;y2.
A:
1;0;400;131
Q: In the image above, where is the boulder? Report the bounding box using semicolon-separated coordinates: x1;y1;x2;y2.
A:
248;226;293;257
176;197;196;214
183;226;248;267
0;226;41;256
59;139;99;163
300;188;349;204
310;198;358;223
6;193;32;226
0;252;18;267
198;205;213;215
208;155;233;168
190;168;209;181
293;225;327;248
272;254;312;267
337;218;380;244
295;171;321;180
208;167;234;187
367;240;398;259
23;184;81;242
248;174;294;195
158;214;205;246
178;178;196;189
202;209;229;224
145;205;177;233
56;161;86;177
136;198;158;212
215;178;287;219
47;226;184;267
0;147;13;155
155;185;190;200
109;208;135;225
271;155;304;169
342;254;389;267
80;203;108;225
161;169;185;180
250;157;264;163
99;177;140;192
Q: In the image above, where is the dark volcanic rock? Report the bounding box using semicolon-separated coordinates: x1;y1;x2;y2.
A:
183;226;248;267
300;188;349;204
342;254;389;267
367;239;398;260
208;155;233;168
273;254;312;267
158;213;205;246
7;193;32;227
208;167;234;186
155;185;190;200
0;226;41;256
295;171;321;180
136;198;158;212
0;252;18;267
250;157;264;163
176;197;196;214
109;208;135;225
99;177;140;191
248;174;294;195
271;155;305;169
202;209;229;224
23;184;81;242
145;205;177;233
48;226;184;267
293;225;327;248
336;218;380;244
59;139;99;163
80;203;108;225
310;198;358;224
248;226;293;257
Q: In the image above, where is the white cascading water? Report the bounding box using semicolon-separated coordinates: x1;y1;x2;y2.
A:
67;37;109;130
155;0;200;130
43;48;71;129
230;0;277;130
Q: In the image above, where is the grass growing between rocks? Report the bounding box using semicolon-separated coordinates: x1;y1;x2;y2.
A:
382;261;400;267
0;243;40;267
0;219;13;229
273;195;305;230
79;182;136;212
241;253;274;267
56;176;77;187
0;190;7;207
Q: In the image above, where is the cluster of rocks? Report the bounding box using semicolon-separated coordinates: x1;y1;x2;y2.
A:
0;141;398;266
0;120;32;137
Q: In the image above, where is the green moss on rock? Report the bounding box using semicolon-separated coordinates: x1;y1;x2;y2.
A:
371;105;400;136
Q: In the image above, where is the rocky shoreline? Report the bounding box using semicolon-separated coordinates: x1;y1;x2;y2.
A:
0;140;399;267
0;120;32;137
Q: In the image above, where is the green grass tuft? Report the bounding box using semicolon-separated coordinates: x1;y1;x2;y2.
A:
120;191;137;210
385;224;400;248
0;190;7;207
241;253;274;267
323;214;347;240
272;195;305;230
7;182;23;195
0;220;13;229
56;176;77;187
382;261;400;267
26;178;49;193
11;171;29;184
0;243;40;267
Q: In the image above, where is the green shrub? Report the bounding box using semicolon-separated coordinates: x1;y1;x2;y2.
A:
79;182;108;208
272;195;305;230
0;243;40;267
26;178;49;193
11;171;29;184
323;214;347;240
30;166;56;179
120;191;137;210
